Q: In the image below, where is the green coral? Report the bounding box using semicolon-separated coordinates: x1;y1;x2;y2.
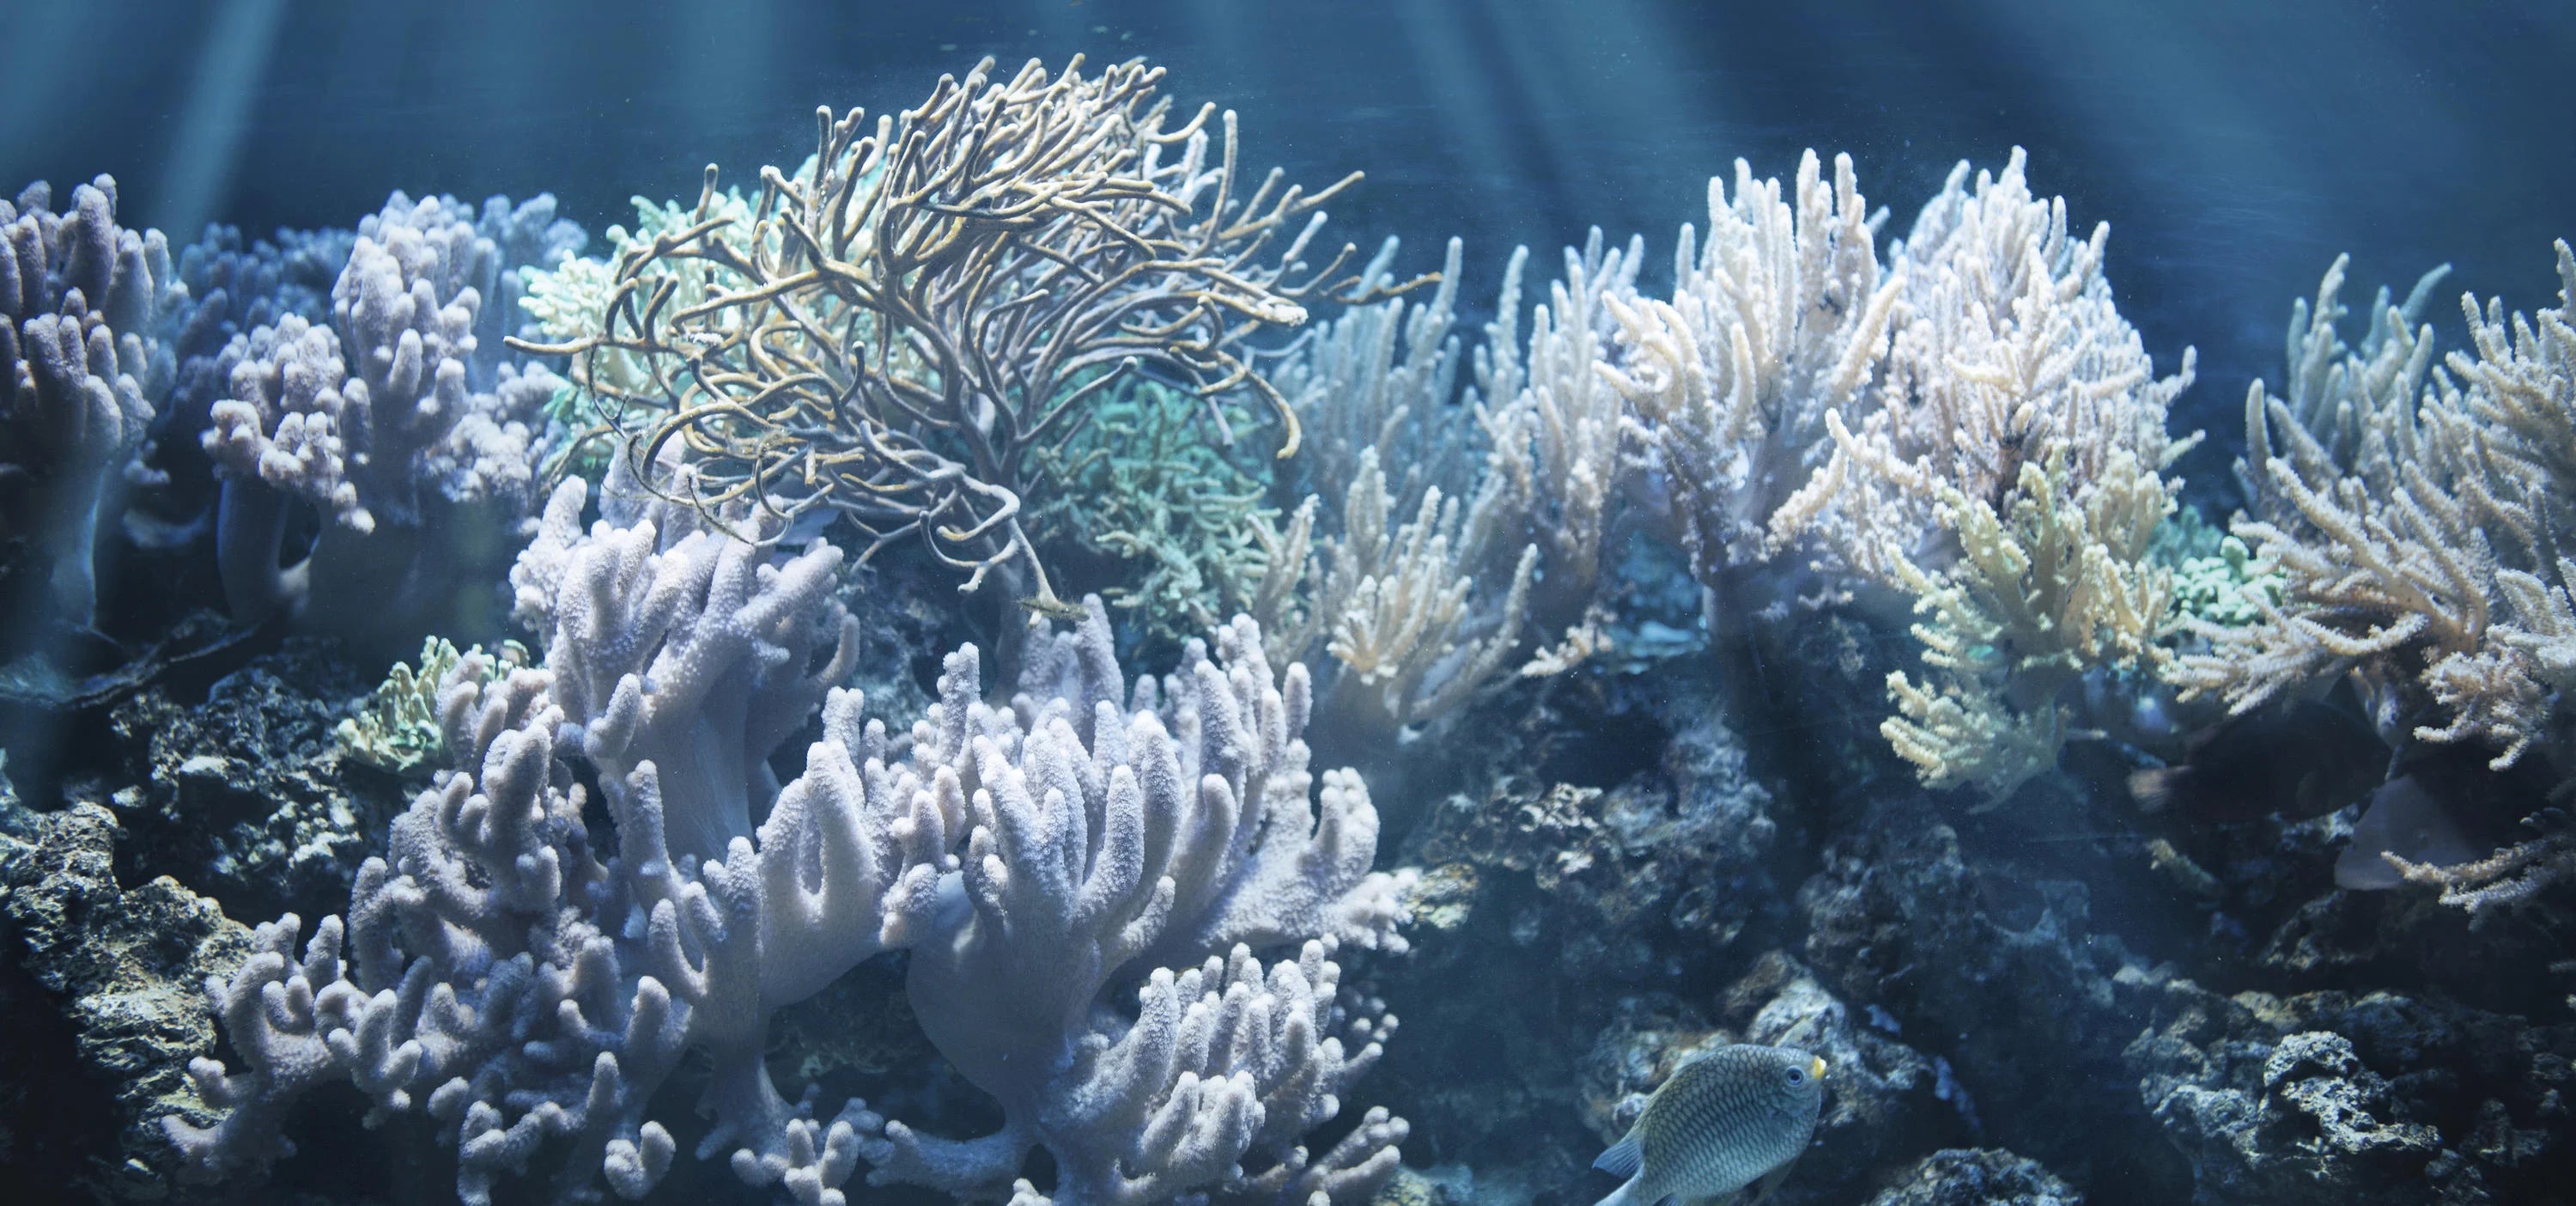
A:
335;637;526;772
2169;534;2283;628
1028;375;1287;651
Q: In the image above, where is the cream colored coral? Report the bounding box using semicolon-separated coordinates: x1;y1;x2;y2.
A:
1596;149;1902;577
1462;230;1641;616
1771;148;2197;584
1312;448;1536;729
2178;244;2576;770
1880;445;2177;801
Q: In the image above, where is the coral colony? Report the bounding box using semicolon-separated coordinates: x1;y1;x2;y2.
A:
2;54;2571;1206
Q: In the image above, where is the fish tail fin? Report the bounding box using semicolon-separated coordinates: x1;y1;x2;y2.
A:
2129;766;2182;813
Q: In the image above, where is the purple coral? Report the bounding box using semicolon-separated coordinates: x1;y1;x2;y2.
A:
199;192;580;645
174;474;1411;1206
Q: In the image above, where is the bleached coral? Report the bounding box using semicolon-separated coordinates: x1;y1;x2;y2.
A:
1270;235;1474;515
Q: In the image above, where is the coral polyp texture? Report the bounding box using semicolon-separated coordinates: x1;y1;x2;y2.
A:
3;41;2572;1206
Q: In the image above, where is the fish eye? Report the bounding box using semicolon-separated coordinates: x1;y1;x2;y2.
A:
1785;1068;1804;1084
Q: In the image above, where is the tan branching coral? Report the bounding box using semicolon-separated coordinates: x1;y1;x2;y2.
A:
514;57;1363;600
1466;230;1639;620
2176;244;2576;771
1771;148;2197;586
1311;449;1536;730
1268;235;1469;513
1881;445;2178;801
1597;150;1901;582
2391;809;2575;923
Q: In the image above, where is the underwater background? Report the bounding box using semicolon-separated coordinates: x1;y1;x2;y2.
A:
2;2;2573;1204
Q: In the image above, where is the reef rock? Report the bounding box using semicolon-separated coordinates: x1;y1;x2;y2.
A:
0;801;248;1198
1798;795;2189;1202
1862;1148;2083;1205
2127;974;2573;1204
104;639;386;921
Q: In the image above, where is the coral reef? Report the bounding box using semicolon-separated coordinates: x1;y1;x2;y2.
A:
527;57;1358;603
200;192;580;646
0;46;2566;1206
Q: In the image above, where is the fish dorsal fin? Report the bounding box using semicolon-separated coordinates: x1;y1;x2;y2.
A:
1593;1130;1643;1179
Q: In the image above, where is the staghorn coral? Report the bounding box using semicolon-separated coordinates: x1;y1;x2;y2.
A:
1737;148;2198;795
1295;447;1536;734
520;56;1364;603
1268;235;1473;516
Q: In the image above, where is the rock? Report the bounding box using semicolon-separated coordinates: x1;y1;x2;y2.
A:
104;639;391;921
0;801;248;1199
1798;795;2190;1202
1862;1148;2083;1205
2127;974;2573;1204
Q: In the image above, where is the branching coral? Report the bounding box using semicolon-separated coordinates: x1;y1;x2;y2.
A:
1741;148;2198;795
1027;375;1286;650
336;636;532;773
1269;235;1473;518
0;176;178;629
1263;447;1536;734
1881;445;2178;801
2174;244;2576;771
198;192;580;640
1771;148;2197;587
1597;150;1901;587
1467;230;1639;624
520;56;1364;602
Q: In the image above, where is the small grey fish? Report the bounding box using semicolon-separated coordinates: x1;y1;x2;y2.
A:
1593;1045;1826;1206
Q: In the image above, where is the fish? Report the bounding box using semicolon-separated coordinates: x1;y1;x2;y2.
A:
1593;1045;1826;1206
2335;773;2482;890
2126;697;2391;822
2333;741;2542;890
